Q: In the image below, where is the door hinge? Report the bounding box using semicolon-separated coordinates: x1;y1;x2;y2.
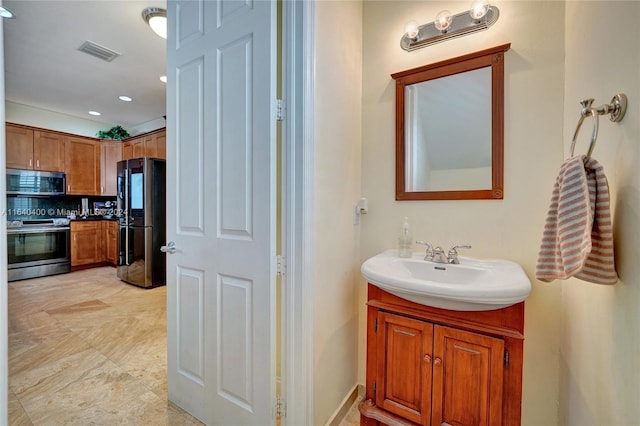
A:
276;255;285;277
273;395;286;419
275;98;285;121
374;318;378;332
372;381;377;398
504;350;509;369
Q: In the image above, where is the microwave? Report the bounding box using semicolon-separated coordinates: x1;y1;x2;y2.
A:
6;168;66;196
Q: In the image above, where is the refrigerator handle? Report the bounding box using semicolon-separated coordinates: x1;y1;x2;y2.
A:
124;168;129;265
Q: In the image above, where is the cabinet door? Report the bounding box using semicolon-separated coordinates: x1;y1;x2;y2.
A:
34;131;65;172
105;221;118;265
122;141;133;160
377;312;433;425
71;222;101;266
132;137;146;158
144;134;157;157
100;141;122;196
65;137;100;195
432;326;504;426
6;124;34;169
155;130;166;159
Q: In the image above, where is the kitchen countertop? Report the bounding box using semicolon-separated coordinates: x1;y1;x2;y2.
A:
70;216;120;222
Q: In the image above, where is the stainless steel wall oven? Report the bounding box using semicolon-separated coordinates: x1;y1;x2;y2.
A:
7;219;71;281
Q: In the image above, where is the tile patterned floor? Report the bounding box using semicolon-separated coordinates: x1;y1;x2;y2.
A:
8;267;203;425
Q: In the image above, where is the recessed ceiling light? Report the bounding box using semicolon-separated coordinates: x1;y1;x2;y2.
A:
119;95;133;102
0;7;15;19
160;75;167;83
88;111;101;116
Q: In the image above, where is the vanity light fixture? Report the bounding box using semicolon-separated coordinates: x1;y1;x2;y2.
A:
142;7;167;39
401;1;499;51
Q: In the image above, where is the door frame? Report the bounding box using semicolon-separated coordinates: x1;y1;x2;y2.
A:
0;1;318;423
280;0;315;424
0;13;8;424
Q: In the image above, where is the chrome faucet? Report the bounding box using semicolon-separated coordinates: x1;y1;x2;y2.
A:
416;241;471;264
432;246;448;263
447;244;472;264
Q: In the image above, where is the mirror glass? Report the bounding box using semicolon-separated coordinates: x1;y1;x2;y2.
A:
392;44;510;200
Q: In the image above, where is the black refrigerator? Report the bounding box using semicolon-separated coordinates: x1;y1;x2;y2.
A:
116;157;166;288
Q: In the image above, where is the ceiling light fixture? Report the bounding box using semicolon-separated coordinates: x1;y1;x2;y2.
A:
142;7;167;39
119;95;133;102
88;111;101;116
160;75;167;83
0;6;15;18
401;1;499;51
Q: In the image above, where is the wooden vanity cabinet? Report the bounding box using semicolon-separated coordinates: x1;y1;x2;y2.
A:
360;284;524;426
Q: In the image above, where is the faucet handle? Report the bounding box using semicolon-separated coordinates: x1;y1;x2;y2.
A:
447;244;471;263
416;240;434;260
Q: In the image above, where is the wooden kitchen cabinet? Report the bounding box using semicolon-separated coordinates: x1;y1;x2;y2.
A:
65;136;100;195
122;141;133;160
100;141;122;196
131;136;146;158
121;129;166;160
155;130;166;158
360;284;524;426
104;220;118;266
71;222;102;266
6;124;34;169
34;130;65;172
6;124;65;171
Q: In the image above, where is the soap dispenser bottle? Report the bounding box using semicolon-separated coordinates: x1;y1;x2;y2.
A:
398;217;413;258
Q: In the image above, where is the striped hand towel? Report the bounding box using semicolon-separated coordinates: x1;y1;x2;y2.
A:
536;155;617;284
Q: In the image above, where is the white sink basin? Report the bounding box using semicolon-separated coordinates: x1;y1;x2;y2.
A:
361;250;532;311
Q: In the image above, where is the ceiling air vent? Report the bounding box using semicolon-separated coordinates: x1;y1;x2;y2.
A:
77;40;121;62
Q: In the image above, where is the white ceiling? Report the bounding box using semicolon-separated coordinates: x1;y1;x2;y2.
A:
3;0;167;129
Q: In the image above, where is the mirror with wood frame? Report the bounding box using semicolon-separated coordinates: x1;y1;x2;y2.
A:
392;43;510;200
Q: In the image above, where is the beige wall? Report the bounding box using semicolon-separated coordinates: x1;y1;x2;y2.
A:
560;2;640;424
5;101;105;137
313;1;363;424
361;1;565;425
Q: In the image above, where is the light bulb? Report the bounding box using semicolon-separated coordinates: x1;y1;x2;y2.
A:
470;0;490;20
434;10;452;32
405;21;419;40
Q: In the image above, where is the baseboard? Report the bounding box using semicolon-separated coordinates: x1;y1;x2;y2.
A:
325;384;364;426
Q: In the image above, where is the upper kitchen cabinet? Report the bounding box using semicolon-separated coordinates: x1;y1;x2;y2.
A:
100;141;122;196
122;129;166;160
155;131;166;158
6;123;65;172
65;136;100;195
131;136;146;158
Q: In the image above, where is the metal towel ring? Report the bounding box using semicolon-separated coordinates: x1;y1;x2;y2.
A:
569;94;627;160
570;103;599;160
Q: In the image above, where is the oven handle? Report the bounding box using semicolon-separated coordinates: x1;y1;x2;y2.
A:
7;227;70;234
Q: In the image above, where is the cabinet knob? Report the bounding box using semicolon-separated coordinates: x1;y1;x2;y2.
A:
423;354;431;363
434;357;442;366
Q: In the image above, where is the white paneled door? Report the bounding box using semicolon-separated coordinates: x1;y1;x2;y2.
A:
165;0;276;424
